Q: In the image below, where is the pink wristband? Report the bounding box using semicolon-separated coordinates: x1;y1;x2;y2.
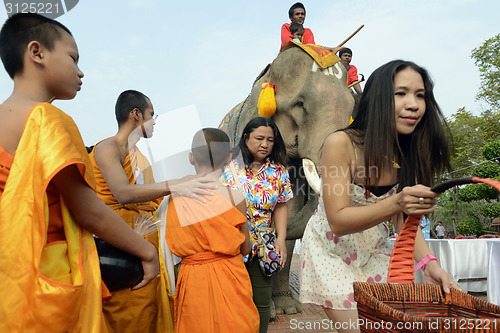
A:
414;254;438;272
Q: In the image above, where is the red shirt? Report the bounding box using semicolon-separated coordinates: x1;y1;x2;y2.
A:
281;23;315;47
347;64;359;85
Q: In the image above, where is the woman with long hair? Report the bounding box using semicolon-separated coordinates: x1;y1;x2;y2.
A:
300;60;458;332
221;116;292;333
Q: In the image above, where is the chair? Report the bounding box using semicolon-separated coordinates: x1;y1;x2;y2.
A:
479;234;497;239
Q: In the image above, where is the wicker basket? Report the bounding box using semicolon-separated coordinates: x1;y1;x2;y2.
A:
354;177;500;332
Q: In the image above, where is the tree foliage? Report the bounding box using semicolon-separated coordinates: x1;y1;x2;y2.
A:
482;140;500;162
447;110;500;177
471;33;500;110
433;35;500;236
480;202;500;219
456;216;483;236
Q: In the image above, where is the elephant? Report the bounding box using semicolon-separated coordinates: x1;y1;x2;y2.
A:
219;44;355;315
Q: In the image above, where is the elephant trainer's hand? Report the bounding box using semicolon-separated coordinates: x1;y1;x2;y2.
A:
275;238;287;267
168;175;218;202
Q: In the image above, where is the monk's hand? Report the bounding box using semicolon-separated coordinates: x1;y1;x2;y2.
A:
132;242;160;291
168;175;218;202
423;260;459;294
275;237;287;268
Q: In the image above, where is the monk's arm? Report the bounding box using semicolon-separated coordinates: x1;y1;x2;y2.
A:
95;143;216;204
52;165;159;290
235;198;251;255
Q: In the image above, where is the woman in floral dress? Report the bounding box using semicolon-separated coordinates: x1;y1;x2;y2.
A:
300;60;458;332
221;117;292;333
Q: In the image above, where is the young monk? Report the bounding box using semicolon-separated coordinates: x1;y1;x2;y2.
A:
0;13;158;332
165;128;259;333
90;90;217;332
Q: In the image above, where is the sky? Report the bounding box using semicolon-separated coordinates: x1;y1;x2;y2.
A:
1;0;499;179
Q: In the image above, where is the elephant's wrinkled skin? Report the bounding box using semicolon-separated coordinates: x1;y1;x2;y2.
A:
219;46;354;315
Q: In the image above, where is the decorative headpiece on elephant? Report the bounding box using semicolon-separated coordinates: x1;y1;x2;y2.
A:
219;43;355;315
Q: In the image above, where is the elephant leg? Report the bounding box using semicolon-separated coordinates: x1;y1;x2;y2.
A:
271;239;302;315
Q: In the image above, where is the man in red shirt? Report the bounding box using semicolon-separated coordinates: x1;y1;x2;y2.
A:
281;2;343;54
340;48;363;94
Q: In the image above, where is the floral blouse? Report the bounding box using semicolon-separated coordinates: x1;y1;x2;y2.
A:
220;158;293;260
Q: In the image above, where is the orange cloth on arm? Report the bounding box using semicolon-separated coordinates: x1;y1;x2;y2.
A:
166;193;259;333
90;143;174;333
0;103;107;332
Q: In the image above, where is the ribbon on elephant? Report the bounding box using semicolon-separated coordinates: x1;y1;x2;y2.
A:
280;40;341;69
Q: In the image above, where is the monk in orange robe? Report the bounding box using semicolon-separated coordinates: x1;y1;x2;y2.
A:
165;128;259;333
91;90;217;332
0;14;158;332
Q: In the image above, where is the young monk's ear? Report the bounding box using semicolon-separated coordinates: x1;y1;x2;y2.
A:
27;41;43;65
188;152;196;167
130;108;140;121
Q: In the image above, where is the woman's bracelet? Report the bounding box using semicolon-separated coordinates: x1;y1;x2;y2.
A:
414;254;438;272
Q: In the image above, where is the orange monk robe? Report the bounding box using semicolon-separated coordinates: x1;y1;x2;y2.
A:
0;103;107;332
90;143;174;333
166;193;259;333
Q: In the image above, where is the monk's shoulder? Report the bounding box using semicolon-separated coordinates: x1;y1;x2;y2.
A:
94;137;121;160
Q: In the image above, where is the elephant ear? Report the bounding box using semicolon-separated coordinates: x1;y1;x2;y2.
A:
253;63;271;85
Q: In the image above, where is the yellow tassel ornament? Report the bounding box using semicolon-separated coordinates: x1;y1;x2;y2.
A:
258;82;276;117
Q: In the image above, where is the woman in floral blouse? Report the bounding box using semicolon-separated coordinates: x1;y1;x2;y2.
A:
221;117;292;333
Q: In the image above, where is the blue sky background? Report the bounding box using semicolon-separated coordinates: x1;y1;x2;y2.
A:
1;0;499;178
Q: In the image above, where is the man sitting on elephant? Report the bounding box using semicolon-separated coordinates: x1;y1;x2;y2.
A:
281;2;344;54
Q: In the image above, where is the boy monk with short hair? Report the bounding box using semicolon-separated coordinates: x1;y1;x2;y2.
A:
164;128;259;333
0;13;158;332
90;90;217;332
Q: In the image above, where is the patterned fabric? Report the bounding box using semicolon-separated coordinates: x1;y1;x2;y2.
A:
280;40;341;69
220;158;293;261
300;183;396;310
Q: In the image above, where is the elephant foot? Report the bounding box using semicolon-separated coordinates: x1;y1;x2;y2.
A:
272;292;302;315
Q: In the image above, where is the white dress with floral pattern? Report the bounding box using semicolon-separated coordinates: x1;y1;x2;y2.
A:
299;183;396;309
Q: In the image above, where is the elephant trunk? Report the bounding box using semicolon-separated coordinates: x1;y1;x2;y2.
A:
286;192;318;239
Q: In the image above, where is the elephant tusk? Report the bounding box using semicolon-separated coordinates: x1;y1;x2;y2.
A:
302;158;321;194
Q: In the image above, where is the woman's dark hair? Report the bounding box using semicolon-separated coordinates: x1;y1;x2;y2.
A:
345;60;451;189
236;117;287;166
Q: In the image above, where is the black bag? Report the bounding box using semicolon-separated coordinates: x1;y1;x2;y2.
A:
94;237;144;292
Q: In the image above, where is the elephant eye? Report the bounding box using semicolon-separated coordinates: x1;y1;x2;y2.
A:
295;101;307;114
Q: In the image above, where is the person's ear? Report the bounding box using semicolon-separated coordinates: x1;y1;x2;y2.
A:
130;108;141;121
27;41;43;65
188;152;196;166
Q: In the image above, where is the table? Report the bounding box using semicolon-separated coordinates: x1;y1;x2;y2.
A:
487;239;500;305
389;239;488;292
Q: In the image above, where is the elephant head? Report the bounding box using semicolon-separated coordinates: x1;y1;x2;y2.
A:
221;45;354;230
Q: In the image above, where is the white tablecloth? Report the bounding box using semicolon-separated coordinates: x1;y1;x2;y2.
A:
487;239;500;305
389;239;488;292
426;239;488;292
